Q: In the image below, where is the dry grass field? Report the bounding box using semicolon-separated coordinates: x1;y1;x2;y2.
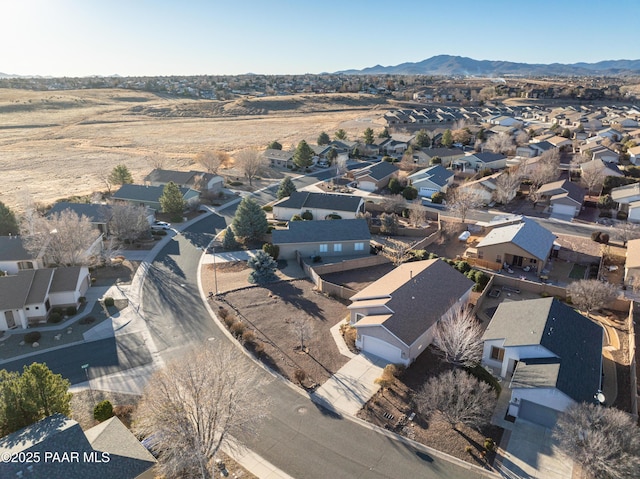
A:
0;89;392;210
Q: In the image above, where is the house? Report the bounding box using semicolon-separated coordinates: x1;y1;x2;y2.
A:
421;147;466;168
407;165;454;198
353;162;399;192
348;259;474;366
263;149;294;168
482;298;603;427
0;236;43;275
611;183;640;222
144;168;224;193
458;172;500;204
0;266;91;330
48;202;113;235
474;217;556;274
579;158;623;180
536;179;585;218
112;184;200;213
625;238;640;285
271;191;365;221
545;135;573;150
516;141;555;158
463;152;508;171
0;414;156;479
628;145;640;165
272;219;371;260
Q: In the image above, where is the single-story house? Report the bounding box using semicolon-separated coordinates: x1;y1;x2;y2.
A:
625;238;640;284
272;218;371;260
144;168;224;193
482;297;603;428
580;158;624;180
516;141;555;158
0;236;43;275
463;152;508;171
112;184;200;213
407;165;455;198
628;145;640;166
348;259;474;366
48;202;113;235
474;217;556;274
611;183;640;223
271;191;365;221
545;135;573;150
0;266;90;330
0;414;156;479
457;173;500;205
353;162;399;192
263;149;294;168
421;147;466;168
536;179;585;218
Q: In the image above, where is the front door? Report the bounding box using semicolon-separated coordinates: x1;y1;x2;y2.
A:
5;311;16;329
513;256;524;267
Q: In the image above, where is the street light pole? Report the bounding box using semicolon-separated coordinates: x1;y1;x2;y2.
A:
81;363;95;404
212;245;219;295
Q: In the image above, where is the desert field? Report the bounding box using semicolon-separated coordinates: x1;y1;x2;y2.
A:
0;89;392;210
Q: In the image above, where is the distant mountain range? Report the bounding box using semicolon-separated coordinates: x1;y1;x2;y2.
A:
336;55;640;76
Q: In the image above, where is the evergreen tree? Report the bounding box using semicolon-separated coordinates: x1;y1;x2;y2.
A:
232;197;268;243
159;181;186;222
0;201;19;236
267;140;282;150
317;132;330;146
414;129;430;148
402;186;418;200
334;129;347;140
378;127;390;139
222;226;239;250
247;250;278;284
441;129;453;148
363;128;375;145
327;147;338;164
276;176;297;199
293;140;314;169
108;164;133;185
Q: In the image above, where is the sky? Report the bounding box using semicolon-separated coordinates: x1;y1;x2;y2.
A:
2;0;639;77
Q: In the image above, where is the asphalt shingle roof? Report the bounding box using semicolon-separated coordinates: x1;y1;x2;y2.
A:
273;191;363;213
112;184;192;203
482;297;603;403
355;161;398;181
407;165;454;188
0;236;34;262
143;168;198;185
50;266;84;293
476;218;556;261
48;202;112;224
272;219;370;245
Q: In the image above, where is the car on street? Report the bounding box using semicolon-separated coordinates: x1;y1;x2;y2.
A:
151;221;171;230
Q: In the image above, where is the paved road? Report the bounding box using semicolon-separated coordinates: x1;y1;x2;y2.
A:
139;214;492;479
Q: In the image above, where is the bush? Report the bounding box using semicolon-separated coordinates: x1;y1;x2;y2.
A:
252;341;265;357
301;210;313;220
617;211;628;220
455;260;471;273
262;205;273;212
228;181;244;186
223;314;236;328
93;400;114;422
402;186;418;200
484;438;496;452
229;321;246;338
217;307;229;320
262;243;280;260
49;312;63;323
428;252;439;259
113;404;135;428
241;329;256;344
291;214;303;221
388;177;403;194
294;369;307;385
325;214;342;220
79;296;86;304
431;192;444;204
312;255;322;263
52;307;64;315
591;231;602;242
600;233;609;244
465;364;501;394
597;194;614;210
66;306;77;316
598;210;612;218
24;331;41;344
104;297;115;307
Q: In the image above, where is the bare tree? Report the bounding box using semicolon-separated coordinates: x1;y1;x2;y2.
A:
133;345;269;479
21;210;100;266
414;370;496;431
615;223;640;246
380;194;405;214
235;148;265;186
291;317;312;351
146;152;166;170
567;279;618;317
580;163;607;195
485;132;515;154
528;149;560;188
553;403;640;479
495;171;522;205
108;204;149;244
515;130;530;146
380;237;412;265
432;305;483;367
196;150;229;174
408;202;427;227
446;187;482;223
99;237;123;266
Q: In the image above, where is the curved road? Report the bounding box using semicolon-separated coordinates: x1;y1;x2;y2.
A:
141;215;493;479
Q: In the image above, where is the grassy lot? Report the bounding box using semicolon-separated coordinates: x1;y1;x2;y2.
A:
568;263;587;280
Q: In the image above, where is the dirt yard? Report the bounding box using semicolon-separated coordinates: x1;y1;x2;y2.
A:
0;88;392;210
214;279;350;387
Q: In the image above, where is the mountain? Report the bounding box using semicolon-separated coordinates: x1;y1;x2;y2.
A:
337;55;640;76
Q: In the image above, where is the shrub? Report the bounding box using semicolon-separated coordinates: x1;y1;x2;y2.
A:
325;214;342;220
402;186;418;200
598;210;612;218
24;331;41;344
217;307;229;320
79;296;86;304
465;364;501;394
431;192;445;204
228;181;244;186
294;369;307;385
262;243;280;260
591;231;602;242
455;260;471;273
617;211;628;220
465;446;473;454
262;205;273;212
600;233;609;244
291;214;303;221
93;400;114;422
597;194;614;210
241;329;256;344
49;312;63;323
66;306;77;316
301;210;313;220
428;252;439;259
388;178;403;194
229;321;246;338
52;307;64;315
113;404;135;428
341;323;357;350
223;314;236;328
252;341;265;357
104;297;115;307
312;255;322;263
484;438;496;452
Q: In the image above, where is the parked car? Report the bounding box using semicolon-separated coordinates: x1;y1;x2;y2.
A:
151;221;171;230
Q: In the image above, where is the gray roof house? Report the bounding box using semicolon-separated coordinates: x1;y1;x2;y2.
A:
0;414;156;479
354;161;399;192
463;152;508;171
611;182;640;223
482;297;603;427
48;202;113;234
144;168;223;192
272;191;365;221
272;218;371;260
536;179;585;218
112;184;200;213
407;165;455;198
348;259;474;366
0;236;43;275
263;149;294;168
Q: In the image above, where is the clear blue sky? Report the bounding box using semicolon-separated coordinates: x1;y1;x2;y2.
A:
2;0;638;77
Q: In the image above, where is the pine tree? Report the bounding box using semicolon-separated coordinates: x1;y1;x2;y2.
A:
247;250;278;284
0;201;19;235
276;177;297;199
317;132;330;145
441;129;453;148
159;182;186;222
363;128;374;145
108;164;133;185
293;140;314;169
222;226;239;250
232;197;268;243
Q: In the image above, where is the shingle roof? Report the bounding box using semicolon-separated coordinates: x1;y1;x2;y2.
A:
0;236;34;262
0;270;34;310
537;179;585;205
626;238;640;269
467;151;507;163
85;416;157;464
351;259;474;346
482;298;603;403
355;161;398;181
143;168;198;185
408;165;454;188
50;266;84;293
25;269;54;304
476;218;556;261
112;184;193;203
611;182;640;202
273;191;363;213
263;149;294;160
48;202;112;224
272;219;370;245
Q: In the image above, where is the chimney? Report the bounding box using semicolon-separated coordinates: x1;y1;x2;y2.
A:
410;270;413;279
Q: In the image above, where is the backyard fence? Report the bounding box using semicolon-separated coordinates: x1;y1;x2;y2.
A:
628;301;638;419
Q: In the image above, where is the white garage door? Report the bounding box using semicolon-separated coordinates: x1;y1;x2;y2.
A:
362;335;403;364
358;181;376;192
419;187;438;198
518;400;559;428
551;203;577;217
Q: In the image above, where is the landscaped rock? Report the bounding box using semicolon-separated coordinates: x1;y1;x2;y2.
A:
32;342;39;348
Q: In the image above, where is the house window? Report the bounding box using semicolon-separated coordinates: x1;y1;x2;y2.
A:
490;346;505;361
354;242;364;251
530;259;537;264
333;243;342;252
18;261;34;270
319;244;328;253
477;251;484;259
496;255;502;263
355;313;364;322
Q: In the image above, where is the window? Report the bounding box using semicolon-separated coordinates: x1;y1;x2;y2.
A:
496;255;502;263
319;244;328;253
354;242;364;251
477;251;484;259
490;346;505;361
18;261;34;270
333;243;342;252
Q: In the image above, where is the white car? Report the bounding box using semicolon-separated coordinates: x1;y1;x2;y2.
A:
151;221;171;230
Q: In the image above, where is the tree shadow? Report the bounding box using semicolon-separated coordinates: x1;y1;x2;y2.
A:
265;281;325;320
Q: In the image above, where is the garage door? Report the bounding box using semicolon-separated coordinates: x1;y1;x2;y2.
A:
362;336;403;364
518;400;559;428
419;187;438;198
551;203;577;217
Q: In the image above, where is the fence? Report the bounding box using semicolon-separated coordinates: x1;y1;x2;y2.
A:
465;257;502;272
629;301;638;418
